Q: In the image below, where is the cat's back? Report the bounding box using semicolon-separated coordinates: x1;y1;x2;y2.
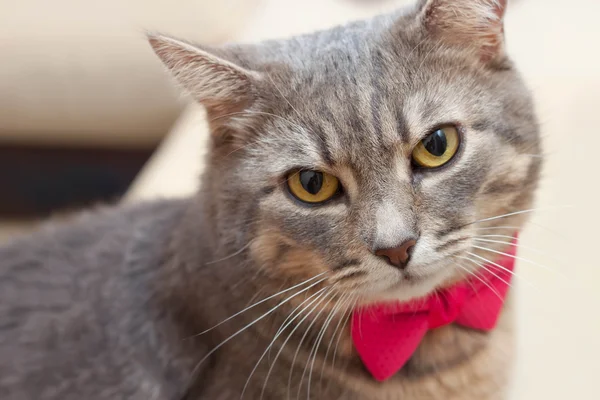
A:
0;200;188;399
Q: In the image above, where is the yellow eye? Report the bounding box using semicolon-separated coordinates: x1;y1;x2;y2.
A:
412;126;460;168
287;170;340;204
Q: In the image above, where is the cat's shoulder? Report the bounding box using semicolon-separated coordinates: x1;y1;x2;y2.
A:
0;198;189;399
0;199;189;314
0;198;187;275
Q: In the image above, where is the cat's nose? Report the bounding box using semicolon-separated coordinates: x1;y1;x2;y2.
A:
374;239;417;270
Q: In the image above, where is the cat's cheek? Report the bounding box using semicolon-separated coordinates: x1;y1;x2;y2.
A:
248;225;331;282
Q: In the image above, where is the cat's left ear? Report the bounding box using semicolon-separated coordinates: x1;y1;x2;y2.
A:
417;0;507;62
147;33;262;137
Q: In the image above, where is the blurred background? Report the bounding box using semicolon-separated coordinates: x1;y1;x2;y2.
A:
0;0;598;398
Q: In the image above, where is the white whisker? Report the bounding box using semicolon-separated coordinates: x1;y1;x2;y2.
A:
305;292;348;400
205;241;254;265
464;252;537;289
324;297;356;394
273;281;328;340
268;286;328;362
331;297;356;371
193;272;328;336
474;223;564;238
240;287;330;399
471;245;558;274
474;226;523;231
521;153;544;158
463;252;517;279
288;288;337;400
319;293;353;387
258;289;334;400
473;238;546;255
476;234;519;240
465;205;572;227
185;277;329;386
452;261;504;301
458;255;513;288
266;286;330;360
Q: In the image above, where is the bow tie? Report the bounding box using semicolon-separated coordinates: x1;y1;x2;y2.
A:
351;240;517;381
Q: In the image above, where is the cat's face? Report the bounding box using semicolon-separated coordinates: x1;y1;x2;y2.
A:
150;0;541;304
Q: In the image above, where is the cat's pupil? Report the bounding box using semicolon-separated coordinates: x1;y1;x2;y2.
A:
423;130;447;157
300;171;323;195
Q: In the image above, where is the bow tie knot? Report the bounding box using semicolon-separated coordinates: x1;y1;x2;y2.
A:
427;285;467;329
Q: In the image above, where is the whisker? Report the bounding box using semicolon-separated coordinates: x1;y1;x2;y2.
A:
319;293;353;387
332;296;356;371
324;296;357;394
272;282;329;341
258;289;335;400
464;252;537;289
463;252;518;279
268;294;319;362
267;285;329;362
451;261;479;281
457;255;513;288
463;205;572;227
205;241;254;265
287;289;338;399
184;277;329;389
521;153;544;158
472;238;546;255
452;261;504;301
305;292;348;400
474;224;564;238
475;234;520;240
454;265;478;292
471;245;559;274
241;287;330;399
474;226;524;231
193;272;328;336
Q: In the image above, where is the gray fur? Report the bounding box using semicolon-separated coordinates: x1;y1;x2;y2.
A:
1;0;540;399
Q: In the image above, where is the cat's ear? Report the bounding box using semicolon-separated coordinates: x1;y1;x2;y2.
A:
147;33;260;126
417;0;507;62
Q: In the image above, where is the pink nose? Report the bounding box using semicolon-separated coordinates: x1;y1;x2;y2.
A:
375;239;417;270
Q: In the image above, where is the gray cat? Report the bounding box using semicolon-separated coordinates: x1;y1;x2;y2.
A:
0;0;541;399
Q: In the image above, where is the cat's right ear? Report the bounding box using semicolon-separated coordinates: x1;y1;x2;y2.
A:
147;33;261;130
415;0;508;63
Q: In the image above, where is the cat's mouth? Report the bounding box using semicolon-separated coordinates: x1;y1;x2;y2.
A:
361;258;468;304
402;271;428;283
361;270;446;304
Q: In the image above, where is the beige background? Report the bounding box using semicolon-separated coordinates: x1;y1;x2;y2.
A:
0;0;260;147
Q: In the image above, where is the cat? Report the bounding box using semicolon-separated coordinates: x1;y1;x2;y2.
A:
0;0;541;399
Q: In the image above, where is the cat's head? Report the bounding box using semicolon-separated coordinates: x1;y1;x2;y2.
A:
150;0;541;303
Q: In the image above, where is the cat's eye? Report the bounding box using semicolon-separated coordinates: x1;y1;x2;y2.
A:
287;170;340;204
411;125;460;169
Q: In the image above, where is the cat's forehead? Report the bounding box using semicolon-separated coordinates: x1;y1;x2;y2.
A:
265;45;494;167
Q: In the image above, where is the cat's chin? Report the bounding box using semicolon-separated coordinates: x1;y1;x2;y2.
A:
361;267;459;305
362;275;440;304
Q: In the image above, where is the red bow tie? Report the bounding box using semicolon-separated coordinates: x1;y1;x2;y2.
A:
351;241;517;381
